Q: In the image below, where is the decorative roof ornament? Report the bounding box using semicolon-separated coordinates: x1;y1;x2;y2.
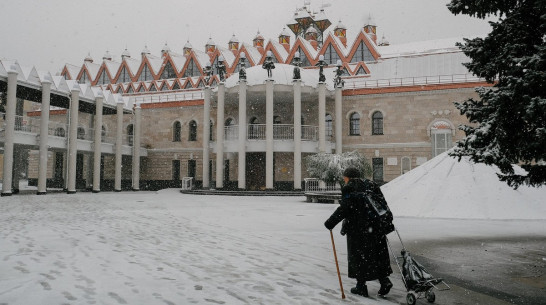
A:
253;30;265;48
103;50;112;61
183;40;193;56
141;45;151;56
121;48;131;60
161;42;171;55
378;34;390;46
84;52;94;63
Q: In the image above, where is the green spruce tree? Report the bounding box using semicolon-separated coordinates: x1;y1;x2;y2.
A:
448;0;546;188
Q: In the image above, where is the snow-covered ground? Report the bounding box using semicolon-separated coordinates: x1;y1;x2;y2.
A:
0;155;545;304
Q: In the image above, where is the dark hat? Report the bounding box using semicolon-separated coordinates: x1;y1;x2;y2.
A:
343;167;361;179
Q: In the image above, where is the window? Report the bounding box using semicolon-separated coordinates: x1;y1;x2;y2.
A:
184;59;201;77
137;84;146;93
401;157;411;174
355;66;367;75
430;121;453;157
372;111;383;135
138;64;153;82
161;61;177;79
349;112;360;135
126;86;134;94
188;160;196;178
55;127;66;137
184;80;193;89
77;127;85;139
78;72;89;84
297;47;311;67
188;120;197;141
160;82;168;91
323;45;341;65
149;83;157;92
173;121;181;142
249;117;259;139
325;114;333;139
209;120;214;141
372;158;384;182
101;125;106;141
172;81;181;90
96;69;110;85
172;160;180;181
351;41;375;63
127;124;134;146
117;67;131;83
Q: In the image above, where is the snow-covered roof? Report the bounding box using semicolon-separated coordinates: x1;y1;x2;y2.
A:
0;58;132;111
378;37;462;58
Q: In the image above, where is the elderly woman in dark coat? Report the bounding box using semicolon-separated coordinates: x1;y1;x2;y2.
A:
324;167;393;297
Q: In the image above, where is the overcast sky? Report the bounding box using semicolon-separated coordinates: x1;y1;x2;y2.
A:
0;0;494;74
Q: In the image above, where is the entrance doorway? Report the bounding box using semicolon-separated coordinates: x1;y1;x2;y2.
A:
246;153;266;190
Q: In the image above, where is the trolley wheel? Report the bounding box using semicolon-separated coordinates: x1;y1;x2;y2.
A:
426;290;436;303
406;293;417;305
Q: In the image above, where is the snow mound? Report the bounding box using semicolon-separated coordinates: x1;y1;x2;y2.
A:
382;152;546;220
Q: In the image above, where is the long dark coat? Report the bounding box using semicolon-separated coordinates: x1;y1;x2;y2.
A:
324;178;393;281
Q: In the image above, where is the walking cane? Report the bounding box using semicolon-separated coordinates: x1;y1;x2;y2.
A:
330;230;346;299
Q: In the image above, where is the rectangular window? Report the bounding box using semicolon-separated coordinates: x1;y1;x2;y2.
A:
187;160;196;178
172;160;181;181
372;158;384;182
431;132;452;157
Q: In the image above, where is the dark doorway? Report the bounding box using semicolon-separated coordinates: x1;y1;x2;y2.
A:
246;153;265;190
224;160;230;185
76;154;85;189
172;160;181;181
54;152;64;186
188;159;196;178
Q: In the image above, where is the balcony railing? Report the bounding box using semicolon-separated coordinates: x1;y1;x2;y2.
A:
224;124;319;141
345;73;486;90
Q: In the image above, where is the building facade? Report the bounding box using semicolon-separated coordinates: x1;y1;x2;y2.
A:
0;7;489;194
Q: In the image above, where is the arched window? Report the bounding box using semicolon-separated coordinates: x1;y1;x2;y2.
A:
173;121;181;142
188;120;197;141
325;114;333;139
127;124;134;146
77;127;86;139
430;120;453;157
55;127;66;137
349;112;360;135
401;157;411;174
372;111;383;135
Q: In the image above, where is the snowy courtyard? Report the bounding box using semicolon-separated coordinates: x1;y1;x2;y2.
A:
1;155;545;304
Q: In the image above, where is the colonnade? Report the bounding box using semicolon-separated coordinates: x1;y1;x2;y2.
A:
0;67;142;196
202;80;343;191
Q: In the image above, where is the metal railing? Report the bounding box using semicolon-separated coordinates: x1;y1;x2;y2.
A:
224;124;319;141
132;91;204;104
345;73;486;90
304;178;341;192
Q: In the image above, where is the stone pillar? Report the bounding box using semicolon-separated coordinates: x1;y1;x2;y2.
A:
1;68;17;196
92;94;103;193
238;80;247;189
293;80;302;190
265;79;274;190
67;85;80;194
115;99;124;192
132;103;141;191
202;87;211;189
335;86;343;154
318;82;326;153
37;79;52;195
215;83;225;189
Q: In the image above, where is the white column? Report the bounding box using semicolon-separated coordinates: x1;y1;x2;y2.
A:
265;79;274;190
132;103;141;191
93;94;103;193
238;80;247;189
215;83;225;189
1;68;17;196
335;86;343;154
202;87;211;189
67;86;80;194
37;79;52;195
115;99;124;192
318;82;326;153
293;80;302;190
